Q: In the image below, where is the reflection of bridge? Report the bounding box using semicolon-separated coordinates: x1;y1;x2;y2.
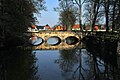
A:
26;31;81;50
32;42;81;50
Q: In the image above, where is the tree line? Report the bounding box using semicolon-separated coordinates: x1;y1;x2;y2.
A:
56;0;120;31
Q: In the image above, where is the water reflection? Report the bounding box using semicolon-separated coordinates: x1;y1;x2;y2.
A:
53;38;120;80
0;48;39;80
47;37;61;45
29;36;43;46
81;37;119;80
29;36;80;50
65;36;79;45
1;37;120;80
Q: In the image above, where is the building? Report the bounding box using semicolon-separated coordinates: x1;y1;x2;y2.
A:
72;24;80;30
44;24;52;30
94;25;99;30
53;25;66;31
85;26;91;30
84;25;106;31
37;26;45;31
27;24;38;32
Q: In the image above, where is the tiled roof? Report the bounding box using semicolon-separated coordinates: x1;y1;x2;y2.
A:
37;26;44;29
72;24;80;29
31;24;36;29
45;25;51;29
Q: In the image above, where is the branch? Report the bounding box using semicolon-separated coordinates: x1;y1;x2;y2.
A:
74;0;81;6
82;0;87;5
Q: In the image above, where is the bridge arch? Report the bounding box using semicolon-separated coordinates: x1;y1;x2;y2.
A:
65;36;79;45
27;31;81;49
29;36;44;46
46;36;61;46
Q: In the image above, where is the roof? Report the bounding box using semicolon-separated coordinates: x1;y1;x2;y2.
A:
31;24;36;29
37;26;45;29
44;25;51;29
72;24;80;29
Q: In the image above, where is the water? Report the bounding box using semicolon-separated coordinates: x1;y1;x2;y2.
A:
0;37;120;80
47;37;60;45
29;37;43;46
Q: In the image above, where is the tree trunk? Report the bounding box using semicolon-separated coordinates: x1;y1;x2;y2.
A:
67;25;72;31
91;0;100;32
105;0;110;32
112;0;116;31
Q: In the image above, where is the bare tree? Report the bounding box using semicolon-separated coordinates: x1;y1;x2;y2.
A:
56;0;77;30
83;0;104;31
102;0;120;31
110;0;120;31
115;0;120;30
59;8;76;30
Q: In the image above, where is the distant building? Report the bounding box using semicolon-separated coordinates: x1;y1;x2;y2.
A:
44;24;52;30
85;26;91;30
72;24;80;30
94;25;99;30
84;25;106;31
37;26;45;31
53;25;66;30
101;25;105;30
99;25;106;31
27;24;38;32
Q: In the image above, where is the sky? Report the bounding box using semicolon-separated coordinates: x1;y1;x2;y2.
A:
35;0;106;27
36;0;59;27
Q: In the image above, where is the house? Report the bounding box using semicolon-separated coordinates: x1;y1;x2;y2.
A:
85;26;91;30
84;25;106;31
55;25;62;30
94;25;99;30
53;25;66;30
27;24;38;32
99;25;106;31
83;25;99;31
101;25;105;30
37;26;45;31
44;24;52;30
72;24;80;30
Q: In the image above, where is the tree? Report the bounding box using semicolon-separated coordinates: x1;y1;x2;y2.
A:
103;0;110;32
56;0;77;30
109;0;120;31
91;0;102;31
71;0;85;30
114;0;120;30
83;0;104;31
100;0;120;31
83;0;95;28
0;0;45;47
59;8;76;30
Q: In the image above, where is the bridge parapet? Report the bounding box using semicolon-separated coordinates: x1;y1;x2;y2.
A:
32;31;80;41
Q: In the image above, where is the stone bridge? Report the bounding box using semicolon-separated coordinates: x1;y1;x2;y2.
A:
26;31;81;50
31;31;81;41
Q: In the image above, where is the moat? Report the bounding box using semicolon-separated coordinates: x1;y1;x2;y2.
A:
0;36;120;80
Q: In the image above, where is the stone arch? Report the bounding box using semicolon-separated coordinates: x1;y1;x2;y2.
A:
65;36;79;45
29;36;44;46
46;36;62;46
